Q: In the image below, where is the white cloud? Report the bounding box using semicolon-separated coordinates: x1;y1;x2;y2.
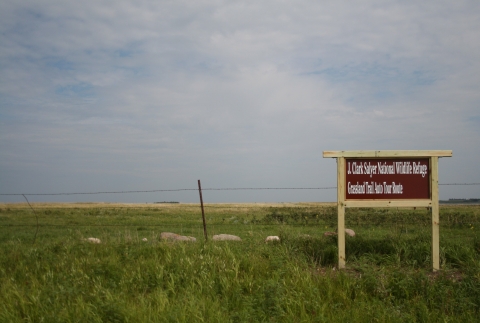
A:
1;0;479;201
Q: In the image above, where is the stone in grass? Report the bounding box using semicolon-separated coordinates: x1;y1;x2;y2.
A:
212;234;242;241
323;229;356;237
85;237;101;244
345;228;356;237
160;232;197;242
265;236;280;243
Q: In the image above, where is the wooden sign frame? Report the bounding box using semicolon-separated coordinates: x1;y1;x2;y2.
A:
323;150;452;271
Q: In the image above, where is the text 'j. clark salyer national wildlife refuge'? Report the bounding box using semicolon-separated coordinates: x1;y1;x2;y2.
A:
345;159;430;199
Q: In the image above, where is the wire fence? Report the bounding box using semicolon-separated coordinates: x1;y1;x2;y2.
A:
0;183;478;196
0;186;337;196
0;183;479;237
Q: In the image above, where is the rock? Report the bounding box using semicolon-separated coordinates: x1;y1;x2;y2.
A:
345;228;356;237
265;236;280;242
323;229;355;237
212;234;242;241
160;232;196;242
86;237;101;244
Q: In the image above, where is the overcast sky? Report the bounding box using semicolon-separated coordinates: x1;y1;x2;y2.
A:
1;0;479;203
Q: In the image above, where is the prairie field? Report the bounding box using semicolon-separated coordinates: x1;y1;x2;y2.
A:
0;202;478;322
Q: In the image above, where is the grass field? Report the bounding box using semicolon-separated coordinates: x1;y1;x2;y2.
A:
0;202;478;322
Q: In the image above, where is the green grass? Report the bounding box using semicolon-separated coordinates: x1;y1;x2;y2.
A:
0;203;478;322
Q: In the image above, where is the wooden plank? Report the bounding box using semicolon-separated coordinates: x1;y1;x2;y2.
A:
337;157;346;269
431;157;440;271
343;199;432;208
323;150;452;158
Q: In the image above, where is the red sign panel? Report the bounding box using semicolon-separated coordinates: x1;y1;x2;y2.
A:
345;158;430;199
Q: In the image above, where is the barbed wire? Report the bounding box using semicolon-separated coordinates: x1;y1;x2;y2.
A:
439;183;480;186
0;183;478;196
0;188;198;196
0;207;473;214
0;223;182;228
0;187;335;196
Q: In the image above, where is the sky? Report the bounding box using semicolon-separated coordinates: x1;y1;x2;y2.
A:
1;0;479;203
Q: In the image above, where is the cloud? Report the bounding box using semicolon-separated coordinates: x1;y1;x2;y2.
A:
1;0;479;202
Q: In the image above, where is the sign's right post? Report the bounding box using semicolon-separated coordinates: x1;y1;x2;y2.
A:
431;157;440;271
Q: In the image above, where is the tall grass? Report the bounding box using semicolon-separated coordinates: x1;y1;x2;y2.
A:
0;203;478;322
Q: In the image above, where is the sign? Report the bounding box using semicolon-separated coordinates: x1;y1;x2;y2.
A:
346;158;430;199
323;150;452;272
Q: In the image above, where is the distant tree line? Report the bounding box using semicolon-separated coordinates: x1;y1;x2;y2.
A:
440;198;480;204
154;201;180;204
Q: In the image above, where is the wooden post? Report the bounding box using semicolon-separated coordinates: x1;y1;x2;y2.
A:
431;157;440;271
337;157;346;269
198;180;208;242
